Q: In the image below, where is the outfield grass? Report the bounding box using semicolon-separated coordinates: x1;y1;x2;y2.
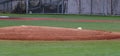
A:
0;20;120;32
0;14;120;20
0;40;120;56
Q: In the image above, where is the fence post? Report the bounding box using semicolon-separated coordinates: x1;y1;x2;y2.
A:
111;0;113;15
62;0;64;14
26;0;29;14
91;0;92;15
10;0;12;12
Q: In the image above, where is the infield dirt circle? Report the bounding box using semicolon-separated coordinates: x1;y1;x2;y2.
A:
0;26;120;40
0;17;120;40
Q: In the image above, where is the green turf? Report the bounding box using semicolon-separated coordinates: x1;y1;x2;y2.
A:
0;14;120;20
0;40;120;56
0;20;120;32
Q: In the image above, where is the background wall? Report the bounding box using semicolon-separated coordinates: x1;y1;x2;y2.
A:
0;0;120;15
67;0;80;14
112;0;120;15
80;0;91;14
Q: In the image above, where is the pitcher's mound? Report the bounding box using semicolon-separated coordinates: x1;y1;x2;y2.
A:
0;26;120;40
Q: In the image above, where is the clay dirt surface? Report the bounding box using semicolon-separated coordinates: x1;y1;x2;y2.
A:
0;17;120;23
0;17;120;40
0;26;120;40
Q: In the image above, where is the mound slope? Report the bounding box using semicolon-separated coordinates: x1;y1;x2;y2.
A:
0;26;120;40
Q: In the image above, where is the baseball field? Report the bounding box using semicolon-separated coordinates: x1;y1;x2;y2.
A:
0;14;120;56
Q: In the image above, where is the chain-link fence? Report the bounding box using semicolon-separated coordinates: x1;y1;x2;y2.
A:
0;0;120;15
0;0;26;13
27;0;67;14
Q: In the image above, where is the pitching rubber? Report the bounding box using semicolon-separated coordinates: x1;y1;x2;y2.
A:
77;27;82;30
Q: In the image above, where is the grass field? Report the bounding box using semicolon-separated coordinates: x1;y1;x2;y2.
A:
0;20;120;32
1;13;120;20
0;40;120;56
0;14;120;56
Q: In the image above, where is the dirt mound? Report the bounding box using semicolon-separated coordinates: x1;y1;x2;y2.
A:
0;26;120;40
